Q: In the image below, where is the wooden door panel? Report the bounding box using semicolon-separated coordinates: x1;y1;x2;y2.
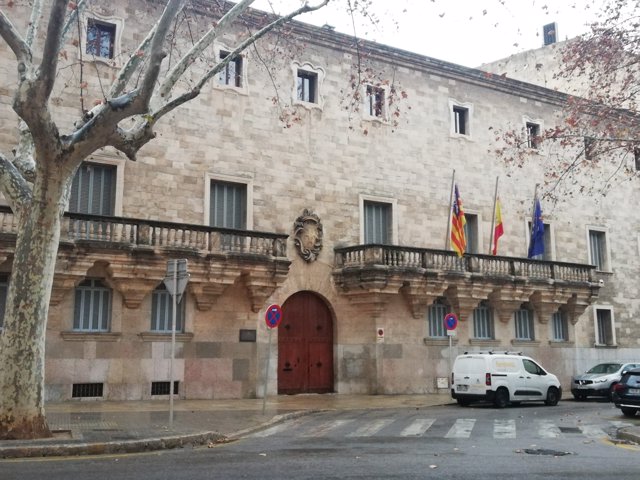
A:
278;292;333;394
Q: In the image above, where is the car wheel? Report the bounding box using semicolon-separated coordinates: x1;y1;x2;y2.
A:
572;394;586;401
493;388;509;408
621;407;638;418
545;387;560;406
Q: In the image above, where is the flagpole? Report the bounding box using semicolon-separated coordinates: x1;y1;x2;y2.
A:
445;169;456;250
528;184;539;254
488;176;499;255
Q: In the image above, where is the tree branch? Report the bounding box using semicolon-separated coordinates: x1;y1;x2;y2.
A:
0;8;32;67
108;24;158;98
59;0;88;50
38;0;68;101
25;0;44;49
0;150;32;213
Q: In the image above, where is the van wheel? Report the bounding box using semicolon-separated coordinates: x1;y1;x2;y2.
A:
457;398;471;407
545;387;560;406
621;407;638;418
493;388;509;408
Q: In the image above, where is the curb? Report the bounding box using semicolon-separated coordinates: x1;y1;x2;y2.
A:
616;427;640;445
0;410;320;459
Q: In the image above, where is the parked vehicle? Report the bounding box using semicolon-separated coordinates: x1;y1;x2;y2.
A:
612;368;640;417
450;351;561;408
570;362;640;400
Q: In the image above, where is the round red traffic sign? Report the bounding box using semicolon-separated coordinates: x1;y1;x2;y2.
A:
265;304;283;329
444;313;458;330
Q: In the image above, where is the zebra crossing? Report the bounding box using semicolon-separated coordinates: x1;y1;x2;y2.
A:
249;415;632;441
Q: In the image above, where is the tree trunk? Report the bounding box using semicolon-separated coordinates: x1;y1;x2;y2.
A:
0;174;64;439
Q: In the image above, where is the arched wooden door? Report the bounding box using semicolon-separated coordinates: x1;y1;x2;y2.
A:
278;292;334;394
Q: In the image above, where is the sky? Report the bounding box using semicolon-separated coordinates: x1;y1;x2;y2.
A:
253;0;604;67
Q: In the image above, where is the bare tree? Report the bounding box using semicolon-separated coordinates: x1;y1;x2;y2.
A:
492;0;640;202
0;0;332;440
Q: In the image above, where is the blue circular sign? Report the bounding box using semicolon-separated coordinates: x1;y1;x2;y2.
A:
444;313;458;330
265;304;283;329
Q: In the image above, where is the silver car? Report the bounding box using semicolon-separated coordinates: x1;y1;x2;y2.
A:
571;362;640;400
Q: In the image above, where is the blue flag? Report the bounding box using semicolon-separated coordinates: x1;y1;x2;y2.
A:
528;198;545;258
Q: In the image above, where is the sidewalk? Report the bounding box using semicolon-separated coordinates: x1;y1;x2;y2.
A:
1;393;638;458
0;393;453;458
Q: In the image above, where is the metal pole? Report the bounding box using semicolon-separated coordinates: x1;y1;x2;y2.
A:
445;169;456;250
488;176;499;254
262;327;273;415
169;259;177;428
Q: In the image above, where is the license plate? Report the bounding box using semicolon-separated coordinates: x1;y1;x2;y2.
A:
628;388;640;394
457;385;468;392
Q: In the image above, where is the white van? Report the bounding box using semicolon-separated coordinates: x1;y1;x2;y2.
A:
451;352;562;408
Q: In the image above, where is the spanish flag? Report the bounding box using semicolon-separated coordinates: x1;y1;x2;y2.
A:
492;198;504;255
450;184;466;257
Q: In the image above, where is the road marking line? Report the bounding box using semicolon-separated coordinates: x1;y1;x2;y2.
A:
346;419;394;437
494;419;516;439
400;418;436;437
445;418;476;438
302;419;354;437
580;424;607;438
537;419;561;438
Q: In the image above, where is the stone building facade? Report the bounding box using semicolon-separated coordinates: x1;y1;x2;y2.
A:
0;1;638;402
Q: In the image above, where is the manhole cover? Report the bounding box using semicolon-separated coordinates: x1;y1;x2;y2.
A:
523;448;573;456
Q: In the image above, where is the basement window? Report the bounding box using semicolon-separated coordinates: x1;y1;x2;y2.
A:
151;381;179;396
72;382;104;398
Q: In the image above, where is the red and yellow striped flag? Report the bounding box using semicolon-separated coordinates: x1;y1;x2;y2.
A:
450;184;466;257
492;198;504;255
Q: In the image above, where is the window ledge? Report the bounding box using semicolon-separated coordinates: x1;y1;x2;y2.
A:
423;337;458;346
549;340;574;347
139;332;194;342
449;132;473;141
293;99;323;111
469;339;500;347
594;343;617;349
61;331;121;342
214;84;249;96
511;340;541;347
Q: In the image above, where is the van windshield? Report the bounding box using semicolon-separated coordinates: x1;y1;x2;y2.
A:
587;363;621;374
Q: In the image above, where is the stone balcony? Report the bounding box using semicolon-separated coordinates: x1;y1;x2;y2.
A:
333;244;600;324
0;208;290;313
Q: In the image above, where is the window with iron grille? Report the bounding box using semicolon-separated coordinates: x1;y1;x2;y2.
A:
209;180;247;229
365;85;385;118
218;51;243;88
473;301;494;339
72;383;104;398
86;19;116;59
151;283;185;332
428;298;448;338
69;162;116;215
151;381;179;396
514;307;535;340
73;279;112;332
297;70;317;103
364;201;391;244
596;308;615;346
552;310;569;341
588;229;608;271
0;275;8;330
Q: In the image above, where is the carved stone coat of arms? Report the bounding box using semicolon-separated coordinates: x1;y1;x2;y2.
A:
293;209;323;262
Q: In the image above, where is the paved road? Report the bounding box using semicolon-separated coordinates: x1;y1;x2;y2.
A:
3;401;639;480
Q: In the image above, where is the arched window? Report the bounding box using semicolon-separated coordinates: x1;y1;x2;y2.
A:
73;279;112;332
473;300;494;339
427;298;449;338
151;283;185;333
514;304;535;341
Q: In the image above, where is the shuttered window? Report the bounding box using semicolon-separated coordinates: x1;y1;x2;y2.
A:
73;279;112;332
552;310;568;341
596;308;614;346
364;201;391;244
69;162;116;215
514;307;535;340
428;299;448;338
473;301;494;339
151;283;185;332
589;230;608;271
210;180;246;229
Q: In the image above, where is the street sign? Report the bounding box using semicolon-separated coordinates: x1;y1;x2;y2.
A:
163;259;189;303
265;304;283;329
444;313;458;331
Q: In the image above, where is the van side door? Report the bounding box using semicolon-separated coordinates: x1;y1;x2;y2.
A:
521;358;548;398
